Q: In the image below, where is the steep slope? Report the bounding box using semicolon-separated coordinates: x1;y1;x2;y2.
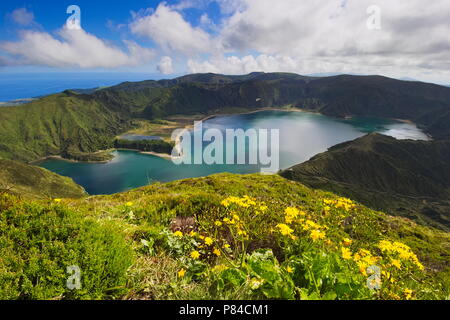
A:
0;91;130;162
280;134;450;230
0;159;86;199
299;75;450;139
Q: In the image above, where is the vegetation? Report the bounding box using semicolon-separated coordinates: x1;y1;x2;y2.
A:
1;72;450;300
0;90;130;162
281;134;450;230
114;139;174;155
0;159;86;199
0;173;448;300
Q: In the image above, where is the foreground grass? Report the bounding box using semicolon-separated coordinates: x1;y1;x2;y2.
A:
0;174;449;300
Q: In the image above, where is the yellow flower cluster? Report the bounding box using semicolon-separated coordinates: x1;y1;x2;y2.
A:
353;249;380;276
221;213;249;239
284;207;305;224
377;240;424;270
403;288;413;300
300;219;327;242
221;195;257;208
324;197;356;211
310;229;326;241
276;223;296;240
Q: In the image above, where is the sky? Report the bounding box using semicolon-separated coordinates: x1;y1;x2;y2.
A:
0;0;450;84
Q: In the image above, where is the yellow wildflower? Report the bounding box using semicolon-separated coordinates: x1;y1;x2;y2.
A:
341;247;352;260
213;248;221;256
126;201;133;206
173;231;183;238
310;229;326;241
204;237;214;246
54;199;62;203
342;238;353;247
189;231;197;237
214;221;223;227
277;224;294;237
284;207;300;224
190;250;200;259
404;288;413;300
178;268;186;278
391;259;402;269
286;266;294;273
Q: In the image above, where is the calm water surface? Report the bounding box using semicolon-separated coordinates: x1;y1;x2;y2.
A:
39;111;429;195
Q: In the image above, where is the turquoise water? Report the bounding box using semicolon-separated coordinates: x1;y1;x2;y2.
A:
38;111;429;195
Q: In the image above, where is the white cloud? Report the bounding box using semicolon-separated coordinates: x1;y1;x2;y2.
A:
3;0;450;82
9;8;35;26
188;54;299;74
188;0;450;80
158;56;174;74
0;27;155;68
130;3;217;55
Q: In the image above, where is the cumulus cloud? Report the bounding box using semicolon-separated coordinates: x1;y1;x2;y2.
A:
0;27;155;68
187;0;450;79
130;3;217;55
157;56;175;74
188;54;299;74
2;0;450;81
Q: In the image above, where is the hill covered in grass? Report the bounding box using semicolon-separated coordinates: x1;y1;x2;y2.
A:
1;73;450;162
0;159;86;199
0;91;130;162
281;134;450;230
1;173;448;300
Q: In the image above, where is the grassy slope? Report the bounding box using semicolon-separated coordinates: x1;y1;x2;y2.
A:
0;159;86;199
281;134;450;230
0;91;130;162
1;173;448;300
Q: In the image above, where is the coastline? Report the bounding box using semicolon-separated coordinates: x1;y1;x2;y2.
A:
32;148;175;165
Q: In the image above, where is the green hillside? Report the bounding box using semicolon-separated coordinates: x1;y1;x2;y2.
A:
2;73;450;162
0;159;86;199
281;134;450;230
0;173;448;300
0;91;130;162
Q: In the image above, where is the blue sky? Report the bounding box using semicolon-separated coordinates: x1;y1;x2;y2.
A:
0;0;449;84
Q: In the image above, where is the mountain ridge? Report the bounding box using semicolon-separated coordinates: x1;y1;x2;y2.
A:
280;133;450;230
1;72;450;163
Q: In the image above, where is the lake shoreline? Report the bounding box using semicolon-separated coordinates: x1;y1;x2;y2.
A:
33;108;431;165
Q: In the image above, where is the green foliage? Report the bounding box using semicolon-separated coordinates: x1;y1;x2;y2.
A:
114;139;173;154
1;173;449;300
0;159;86;199
0;92;130;162
0;194;133;299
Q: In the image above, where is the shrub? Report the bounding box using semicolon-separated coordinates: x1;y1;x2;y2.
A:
0;194;133;299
